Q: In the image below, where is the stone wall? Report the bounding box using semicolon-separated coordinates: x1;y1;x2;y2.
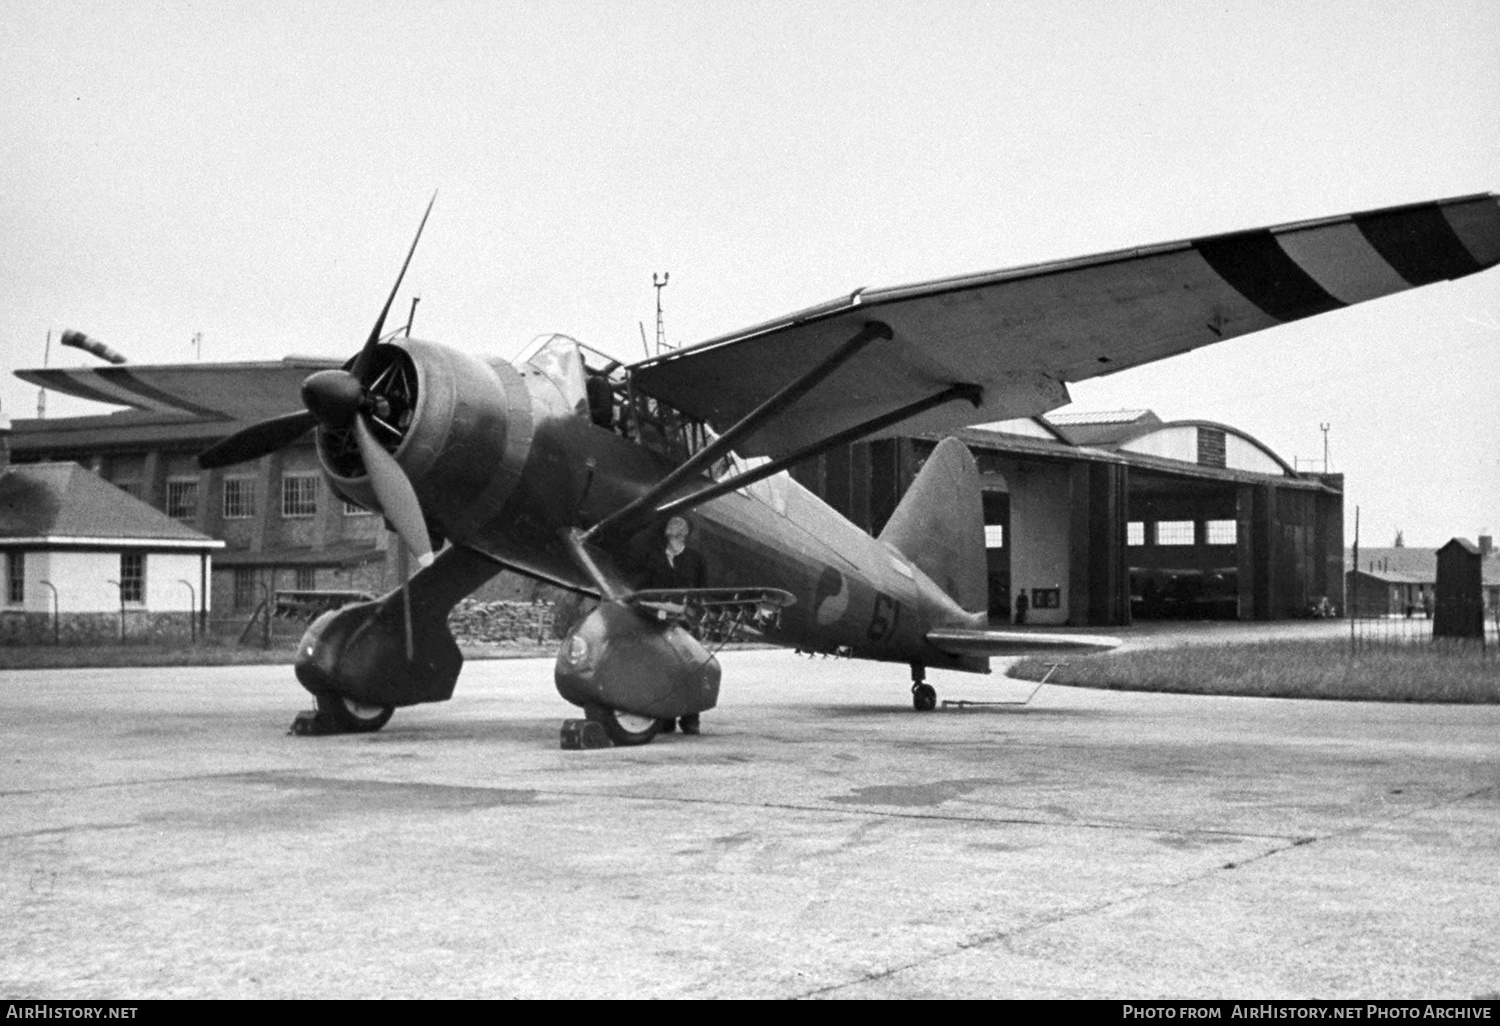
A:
3;599;585;648
447;599;561;646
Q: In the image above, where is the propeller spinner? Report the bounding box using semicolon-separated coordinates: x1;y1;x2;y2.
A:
197;194;438;572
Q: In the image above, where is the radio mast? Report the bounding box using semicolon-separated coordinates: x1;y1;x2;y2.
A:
653;272;671;355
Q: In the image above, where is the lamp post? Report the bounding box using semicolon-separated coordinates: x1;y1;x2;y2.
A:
178;579;197;643
38;580;58;644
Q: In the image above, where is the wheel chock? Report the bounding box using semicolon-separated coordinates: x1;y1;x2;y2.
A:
560;718;613;750
289;708;339;736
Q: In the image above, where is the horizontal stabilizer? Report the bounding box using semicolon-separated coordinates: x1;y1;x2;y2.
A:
926;628;1121;656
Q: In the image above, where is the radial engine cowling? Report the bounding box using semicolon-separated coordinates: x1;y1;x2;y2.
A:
318;339;533;542
555;602;721;720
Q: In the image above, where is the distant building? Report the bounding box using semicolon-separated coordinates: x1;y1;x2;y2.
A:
7;405;400;634
10;358;1344;631
1345;537;1500;617
0;416;222;643
792;409;1345;625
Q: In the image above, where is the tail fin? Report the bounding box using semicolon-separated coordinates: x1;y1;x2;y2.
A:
878;437;987;613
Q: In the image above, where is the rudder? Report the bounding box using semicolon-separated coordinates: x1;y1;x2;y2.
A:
878;437;988;613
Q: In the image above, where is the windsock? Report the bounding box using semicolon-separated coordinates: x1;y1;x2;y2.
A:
59;330;127;365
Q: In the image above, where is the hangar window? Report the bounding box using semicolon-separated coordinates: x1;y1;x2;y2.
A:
343;500;371;516
1156;520;1196;546
282;474;319;518
223;478;257;519
7;552;23;605
120;553;145;604
1206;519;1238;545
984;524;1004;548
1197;427;1227;468
1127;521;1145;546
166;478;198;520
1031;587;1061;609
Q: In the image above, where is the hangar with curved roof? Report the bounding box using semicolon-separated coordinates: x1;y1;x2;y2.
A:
787;409;1343;627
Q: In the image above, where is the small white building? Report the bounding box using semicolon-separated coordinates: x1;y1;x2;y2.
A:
0;444;223;644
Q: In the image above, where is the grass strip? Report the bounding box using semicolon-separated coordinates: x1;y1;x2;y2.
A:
1008;639;1499;704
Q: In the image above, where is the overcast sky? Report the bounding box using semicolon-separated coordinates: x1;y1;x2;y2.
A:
2;0;1496;546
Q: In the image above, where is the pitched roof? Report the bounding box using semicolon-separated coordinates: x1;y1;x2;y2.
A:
1347;545;1500;585
0;462;220;547
1043;409;1162;447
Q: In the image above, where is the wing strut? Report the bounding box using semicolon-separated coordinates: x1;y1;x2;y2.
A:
584;319;893;541
651;381;982;522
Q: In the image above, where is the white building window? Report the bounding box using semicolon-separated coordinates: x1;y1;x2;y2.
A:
1155;520;1196;546
984;524;1004;549
166;478;198;519
1127;521;1145;546
120;552;145;604
223;478;257;519
282;474;318;518
1206;519;1238;545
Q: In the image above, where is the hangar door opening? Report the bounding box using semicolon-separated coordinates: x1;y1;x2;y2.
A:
1127;473;1241;620
982;489;1011;621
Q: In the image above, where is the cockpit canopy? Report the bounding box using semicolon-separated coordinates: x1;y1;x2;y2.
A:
517;333;713;466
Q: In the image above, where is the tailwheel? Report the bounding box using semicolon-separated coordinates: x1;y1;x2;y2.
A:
316;692;395;733
910;661;936;712
585;704;661;746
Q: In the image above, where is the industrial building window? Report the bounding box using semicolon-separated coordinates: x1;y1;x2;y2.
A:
233;568;257;609
6;552;23;605
295;567;316;590
120;553;145;604
343;500;371;516
1155;520;1196;546
1031;587;1061;609
282;474;318;518
1127;521;1145;546
1206;519;1238;545
223;478;257;519
984;524;1004;548
166;478;198;519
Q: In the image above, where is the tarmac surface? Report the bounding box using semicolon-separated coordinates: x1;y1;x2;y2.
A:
2;627;1497;999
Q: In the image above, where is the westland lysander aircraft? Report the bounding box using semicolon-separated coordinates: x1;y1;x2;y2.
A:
26;193;1500;744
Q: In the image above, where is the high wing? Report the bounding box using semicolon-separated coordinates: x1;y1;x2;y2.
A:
14;358;337;422
630;193;1500;457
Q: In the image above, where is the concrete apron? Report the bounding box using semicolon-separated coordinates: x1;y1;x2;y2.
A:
1;647;1496;999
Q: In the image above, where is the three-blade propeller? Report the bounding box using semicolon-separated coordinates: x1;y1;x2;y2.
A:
197;196;439;577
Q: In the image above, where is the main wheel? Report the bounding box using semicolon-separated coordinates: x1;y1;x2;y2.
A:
316;692;395;733
586;705;661;746
912;682;937;712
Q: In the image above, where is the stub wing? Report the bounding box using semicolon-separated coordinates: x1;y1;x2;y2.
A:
629;193;1500;457
628;587;796;644
926;628;1122;657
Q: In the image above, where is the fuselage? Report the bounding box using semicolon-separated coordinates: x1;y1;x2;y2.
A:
324;336;986;673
